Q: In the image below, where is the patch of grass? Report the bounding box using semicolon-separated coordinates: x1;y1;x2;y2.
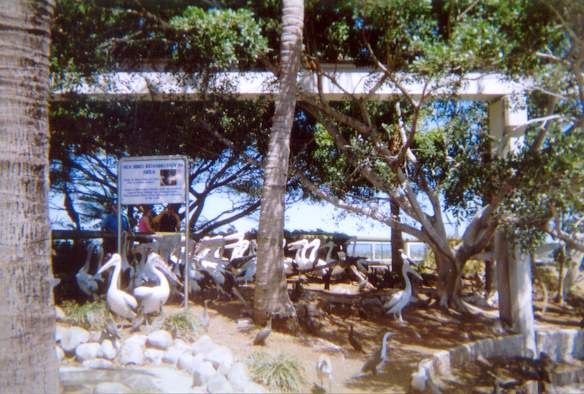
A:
247;351;305;392
162;310;204;341
60;300;108;330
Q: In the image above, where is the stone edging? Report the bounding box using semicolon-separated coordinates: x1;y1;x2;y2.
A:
410;329;584;392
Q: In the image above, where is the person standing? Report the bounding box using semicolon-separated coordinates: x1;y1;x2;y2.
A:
137;205;155;234
152;203;181;232
101;201;130;254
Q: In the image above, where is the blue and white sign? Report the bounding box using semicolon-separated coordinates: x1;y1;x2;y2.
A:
119;156;188;205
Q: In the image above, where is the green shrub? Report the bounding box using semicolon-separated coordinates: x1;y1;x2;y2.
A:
247;351;305;392
60;300;108;329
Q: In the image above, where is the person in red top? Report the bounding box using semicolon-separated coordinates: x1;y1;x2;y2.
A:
137;205;155;234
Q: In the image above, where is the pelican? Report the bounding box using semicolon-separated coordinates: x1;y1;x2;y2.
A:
359;331;395;376
96;254;138;320
235;257;256;285
133;252;181;316
315;354;333;392
76;242;103;299
383;253;422;323
225;238;250;261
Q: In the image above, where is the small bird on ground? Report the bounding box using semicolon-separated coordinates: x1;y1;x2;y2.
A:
253;316;272;346
349;324;365;353
315;354;333;392
102;317;121;341
359;331;395;376
199;299;210;331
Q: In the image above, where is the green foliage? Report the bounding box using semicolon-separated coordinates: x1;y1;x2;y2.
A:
170;7;268;70
162;310;203;341
247;351;305;392
60;300;108;329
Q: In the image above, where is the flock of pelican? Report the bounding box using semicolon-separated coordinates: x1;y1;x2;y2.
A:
74;235;421;335
68;234;425;392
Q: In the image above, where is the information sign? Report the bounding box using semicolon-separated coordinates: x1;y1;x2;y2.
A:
119;156;187;205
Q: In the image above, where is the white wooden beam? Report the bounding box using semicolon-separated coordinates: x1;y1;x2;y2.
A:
52;67;529;102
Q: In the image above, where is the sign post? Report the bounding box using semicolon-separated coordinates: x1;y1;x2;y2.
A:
118;155;190;309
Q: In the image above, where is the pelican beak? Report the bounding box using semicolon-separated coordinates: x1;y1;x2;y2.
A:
96;254;119;275
152;255;183;286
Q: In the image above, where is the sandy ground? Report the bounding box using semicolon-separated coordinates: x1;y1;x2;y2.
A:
170;281;582;393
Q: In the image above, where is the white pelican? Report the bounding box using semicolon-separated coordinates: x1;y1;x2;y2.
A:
133;252;181;315
225;239;250;261
383;253;422;323
96;254;138;320
76;242;103;299
288;238;321;270
315;354;333;392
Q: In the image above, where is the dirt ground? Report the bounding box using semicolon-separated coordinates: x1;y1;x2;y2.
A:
169;280;583;393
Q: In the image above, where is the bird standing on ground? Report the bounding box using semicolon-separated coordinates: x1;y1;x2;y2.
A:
102;317;121;342
315;354;333;392
383;250;422;323
253;316;272;345
199;299;210;331
76;243;103;300
359;331;395;376
96;254;138;321
349;324;365;353
133;252;181;316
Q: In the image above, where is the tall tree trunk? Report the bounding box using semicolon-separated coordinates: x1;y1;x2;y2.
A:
390;197;404;274
254;0;304;324
0;1;58;393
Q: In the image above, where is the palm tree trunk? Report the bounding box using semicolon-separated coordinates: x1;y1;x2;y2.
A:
0;1;58;393
254;0;304;324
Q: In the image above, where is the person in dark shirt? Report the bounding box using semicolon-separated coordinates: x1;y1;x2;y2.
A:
101;202;130;254
152;203;181;232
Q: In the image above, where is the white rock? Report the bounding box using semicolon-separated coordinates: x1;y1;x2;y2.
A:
206;373;233;393
164;342;191;365
55;346;65;362
144;348;165;365
228;362;251;391
191;359;217;386
410;368;427;392
191;335;217;355
177;352;195;372
55;306;66;321
119;340;145;365
82;358;114;369
75;342;102;362
124;334;147;347
100;339;117;360
205;346;234;372
93;382;131;394
242;382;267;393
147;330;173;350
60;326;90;354
88;330;102;343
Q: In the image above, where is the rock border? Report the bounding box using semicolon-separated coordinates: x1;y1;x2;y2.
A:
410;329;584;392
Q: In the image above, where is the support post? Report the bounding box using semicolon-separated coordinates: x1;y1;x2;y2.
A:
490;95;535;354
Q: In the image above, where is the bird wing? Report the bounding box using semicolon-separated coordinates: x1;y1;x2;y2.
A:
122;291;138;309
384;291;403;309
133;286;153;299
